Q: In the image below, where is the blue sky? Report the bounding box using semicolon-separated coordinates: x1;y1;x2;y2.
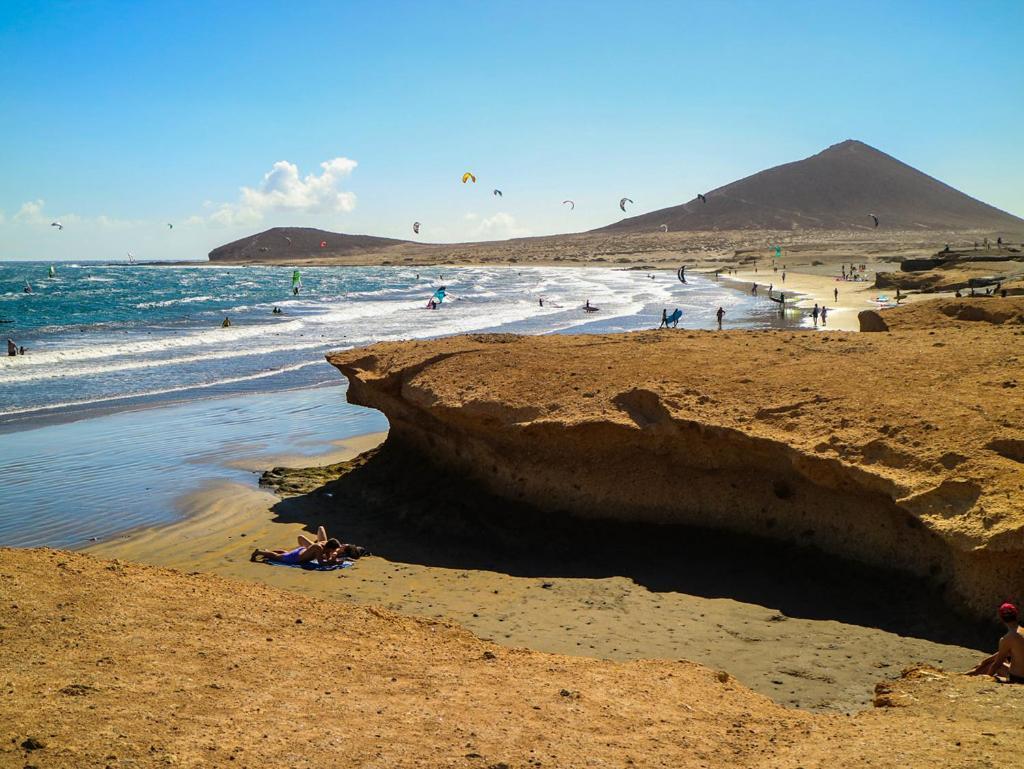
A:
1;0;1021;261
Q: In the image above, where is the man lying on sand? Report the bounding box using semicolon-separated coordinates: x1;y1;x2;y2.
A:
250;525;369;565
967;602;1024;683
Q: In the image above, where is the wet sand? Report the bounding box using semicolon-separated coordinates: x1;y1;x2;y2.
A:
90;433;986;713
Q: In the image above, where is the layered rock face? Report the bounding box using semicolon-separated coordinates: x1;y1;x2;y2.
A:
328;312;1024;619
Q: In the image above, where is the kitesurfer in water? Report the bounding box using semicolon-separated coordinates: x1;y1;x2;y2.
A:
7;338;16;357
539;297;544;307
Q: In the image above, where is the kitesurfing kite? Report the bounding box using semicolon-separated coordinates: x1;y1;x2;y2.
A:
167;223;173;229
127;252;136;264
283;235;292;245
677;266;687;283
50;221;63;231
619;198;633;212
659;224;668;232
869;213;879;228
462;172;476;184
697;194;707;204
413;221;421;234
493;189;502;197
291;270;302;295
562;200;575;210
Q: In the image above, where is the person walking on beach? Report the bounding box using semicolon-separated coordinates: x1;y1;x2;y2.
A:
716;306;725;328
812;304;820;324
7;338;17;357
968;603;1024;683
659;308;668;329
751;283;758;296
834;287;839;302
781;271;786;284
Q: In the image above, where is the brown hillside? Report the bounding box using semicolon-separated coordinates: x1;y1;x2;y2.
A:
208;226;409;262
597;140;1024;234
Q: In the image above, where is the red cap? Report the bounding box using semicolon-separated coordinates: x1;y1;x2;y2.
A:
999;602;1018;621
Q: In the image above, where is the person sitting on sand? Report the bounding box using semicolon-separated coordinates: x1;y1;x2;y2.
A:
967;603;1024;683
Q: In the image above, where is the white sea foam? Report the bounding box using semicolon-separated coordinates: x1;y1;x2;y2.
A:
0;359;333;417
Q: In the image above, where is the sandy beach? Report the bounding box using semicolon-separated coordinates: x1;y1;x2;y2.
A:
717;258;954;331
90;429;986;713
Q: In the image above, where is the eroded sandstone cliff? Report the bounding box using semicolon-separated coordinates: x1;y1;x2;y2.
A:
328;306;1024;619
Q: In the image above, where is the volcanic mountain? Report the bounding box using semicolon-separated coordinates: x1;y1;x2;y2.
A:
208;227;409;262
595;140;1024;234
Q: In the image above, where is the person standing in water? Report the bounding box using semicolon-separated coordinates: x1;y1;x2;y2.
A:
7;338;17;357
820;306;828;325
812;304;820;324
716;306;725;329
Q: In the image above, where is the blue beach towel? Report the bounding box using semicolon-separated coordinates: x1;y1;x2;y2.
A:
267;559;354;571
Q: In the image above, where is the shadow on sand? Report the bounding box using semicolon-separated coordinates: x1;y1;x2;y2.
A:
263;444;990;652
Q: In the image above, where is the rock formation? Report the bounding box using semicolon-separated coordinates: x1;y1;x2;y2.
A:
329;300;1024;620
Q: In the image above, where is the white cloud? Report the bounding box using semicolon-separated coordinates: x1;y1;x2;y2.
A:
4;200;143;231
202;156;359;226
13;199;47;224
472;212;530;240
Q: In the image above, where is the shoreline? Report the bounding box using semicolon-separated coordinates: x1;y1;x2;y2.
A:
714;263;957;332
89;429;983;713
